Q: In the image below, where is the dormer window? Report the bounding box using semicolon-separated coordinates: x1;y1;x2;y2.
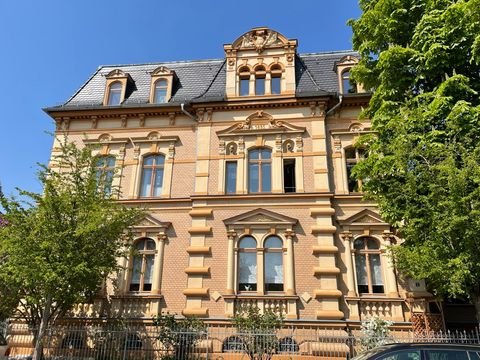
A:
103;69;131;106
153;79;168;103
107;82;122;105
270;65;282;95
342;70;357;94
239;66;250;96
149;66;175;104
254;66;266;95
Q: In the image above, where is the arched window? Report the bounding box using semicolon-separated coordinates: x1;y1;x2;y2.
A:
342;70;357;94
238;236;257;291
129;238;156;292
95;156;115;194
354;237;384;294
255;66;266;95
278;337;299;353
222;336;245;352
153;79;168;103
239;66;250;96
248;148;271;193
140;154;165;197
345;146;366;193
61;332;86;349
270;65;282;95
264;236;284;292
107;81;122;105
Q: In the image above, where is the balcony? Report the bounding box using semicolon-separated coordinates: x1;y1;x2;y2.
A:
346;297;406;321
224;295;299;319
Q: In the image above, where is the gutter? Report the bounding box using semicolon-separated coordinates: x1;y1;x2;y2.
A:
181;103;197;121
326;94;343;116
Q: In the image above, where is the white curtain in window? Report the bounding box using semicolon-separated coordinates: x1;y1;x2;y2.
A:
369;254;383;285
144;255;155;284
239;252;257;283
131;256;142;284
355;254;368;285
265;253;283;284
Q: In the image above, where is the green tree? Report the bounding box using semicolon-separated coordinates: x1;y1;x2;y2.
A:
0;139;144;360
232;306;283;360
349;0;480;321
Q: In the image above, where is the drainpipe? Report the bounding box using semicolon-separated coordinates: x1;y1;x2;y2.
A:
326;94;343;116
181;103;197;121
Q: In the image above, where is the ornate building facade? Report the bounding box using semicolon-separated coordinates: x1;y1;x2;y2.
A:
44;27;434;327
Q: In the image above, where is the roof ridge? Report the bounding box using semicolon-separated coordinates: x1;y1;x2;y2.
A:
299;50;357;57
97;58;225;69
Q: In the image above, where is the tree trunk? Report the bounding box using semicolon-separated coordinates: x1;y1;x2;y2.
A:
32;296;52;360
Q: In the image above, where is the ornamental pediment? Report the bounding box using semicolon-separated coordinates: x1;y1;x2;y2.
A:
217;110;305;137
338;209;388;227
134;215;171;232
231;27;294;54
224;208;297;227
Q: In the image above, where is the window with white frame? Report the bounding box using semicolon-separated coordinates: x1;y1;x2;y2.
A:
95;155;115;194
354;237;384;294
107;81;122;105
237;235;284;293
342;69;357;94
248;148;271;193
129;238;156;292
140;154;165;197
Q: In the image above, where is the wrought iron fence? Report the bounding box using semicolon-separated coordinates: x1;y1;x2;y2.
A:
3;322;480;360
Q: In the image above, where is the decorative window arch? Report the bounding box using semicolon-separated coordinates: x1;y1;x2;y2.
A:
95;155;116;194
129;238;156;292
353;236;384;294
345;146;366;193
248;147;272;193
107;81;122;105
153;79;168;103
140;154;165;197
342;69;357;94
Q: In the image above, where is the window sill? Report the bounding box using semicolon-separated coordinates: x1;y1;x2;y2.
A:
113;293;163;299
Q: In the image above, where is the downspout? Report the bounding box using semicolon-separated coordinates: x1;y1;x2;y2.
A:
326;94;343;116
181;103;197;121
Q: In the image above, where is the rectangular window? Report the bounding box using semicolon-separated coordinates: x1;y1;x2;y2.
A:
283;159;296;193
225;161;237;194
255;77;265;95
240;78;249;96
271;76;281;94
239;252;257;291
265;252;284;291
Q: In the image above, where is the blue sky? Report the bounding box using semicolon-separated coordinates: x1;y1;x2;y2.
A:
0;0;360;197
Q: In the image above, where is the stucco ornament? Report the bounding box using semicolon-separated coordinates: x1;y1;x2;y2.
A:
240;29;282;53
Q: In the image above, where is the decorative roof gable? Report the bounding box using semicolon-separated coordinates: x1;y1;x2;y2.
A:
338;209;389;227
217;110;305;137
224;208;297;227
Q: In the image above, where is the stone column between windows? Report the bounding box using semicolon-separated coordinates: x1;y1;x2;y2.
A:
226;230;237;295
152;232;167;295
284;230;296;295
341;231;356;297
382;231;399;297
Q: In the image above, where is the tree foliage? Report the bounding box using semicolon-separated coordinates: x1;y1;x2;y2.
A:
0;139;144;358
232;306;283;360
349;0;480;320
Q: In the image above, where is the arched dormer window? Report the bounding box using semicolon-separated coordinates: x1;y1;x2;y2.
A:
140;154;165;197
153;79;168;103
254;66;266;95
129;238;156;292
354;237;384;294
107;82;122;105
342;69;357;94
239;66;250;96
149;66;175;104
248;148;271;193
270;64;282;95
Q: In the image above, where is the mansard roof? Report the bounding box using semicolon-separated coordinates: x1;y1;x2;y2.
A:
46;50;358;110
